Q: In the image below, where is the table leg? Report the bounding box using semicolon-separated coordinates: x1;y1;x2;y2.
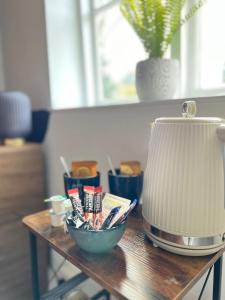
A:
213;255;223;300
29;232;40;300
105;290;110;300
91;289;110;300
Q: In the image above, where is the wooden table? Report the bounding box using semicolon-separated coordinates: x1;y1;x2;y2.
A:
23;208;224;300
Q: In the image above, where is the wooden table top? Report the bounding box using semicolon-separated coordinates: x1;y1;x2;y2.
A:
23;208;224;300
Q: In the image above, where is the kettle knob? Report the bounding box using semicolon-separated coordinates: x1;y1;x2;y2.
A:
182;101;197;118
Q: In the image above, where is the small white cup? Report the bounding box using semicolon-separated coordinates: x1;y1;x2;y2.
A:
52;200;66;214
49;209;65;227
45;195;66;214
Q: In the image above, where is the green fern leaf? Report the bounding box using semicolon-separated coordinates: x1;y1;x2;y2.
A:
120;0;207;58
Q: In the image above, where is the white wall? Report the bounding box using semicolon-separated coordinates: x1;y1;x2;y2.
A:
45;97;225;196
0;0;50;109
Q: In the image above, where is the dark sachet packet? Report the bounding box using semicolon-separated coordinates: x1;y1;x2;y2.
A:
100;206;121;230
113;199;137;227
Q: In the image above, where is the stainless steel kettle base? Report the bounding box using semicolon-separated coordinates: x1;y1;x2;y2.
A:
146;232;224;256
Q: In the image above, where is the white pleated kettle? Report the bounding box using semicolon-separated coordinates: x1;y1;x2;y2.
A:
143;101;225;256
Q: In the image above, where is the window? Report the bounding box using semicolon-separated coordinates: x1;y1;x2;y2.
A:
181;0;225;97
45;0;225;109
45;0;85;109
45;0;145;109
199;0;225;90
80;0;145;106
45;0;146;109
93;0;145;103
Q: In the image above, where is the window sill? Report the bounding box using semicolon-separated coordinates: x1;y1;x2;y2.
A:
50;95;225;113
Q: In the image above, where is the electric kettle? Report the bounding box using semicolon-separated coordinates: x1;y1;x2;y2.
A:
142;101;225;256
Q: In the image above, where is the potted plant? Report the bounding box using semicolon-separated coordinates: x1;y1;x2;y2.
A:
120;0;207;102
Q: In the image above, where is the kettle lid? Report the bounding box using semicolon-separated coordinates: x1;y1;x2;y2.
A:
155;101;225;124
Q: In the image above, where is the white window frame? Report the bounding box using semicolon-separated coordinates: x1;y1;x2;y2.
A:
79;0;121;106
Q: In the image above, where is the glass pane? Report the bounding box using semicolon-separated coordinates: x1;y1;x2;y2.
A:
95;4;146;102
94;0;114;10
200;0;225;89
45;0;84;108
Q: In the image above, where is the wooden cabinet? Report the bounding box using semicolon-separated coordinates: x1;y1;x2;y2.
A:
0;144;47;300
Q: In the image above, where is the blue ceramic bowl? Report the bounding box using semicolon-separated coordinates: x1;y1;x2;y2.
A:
67;221;127;254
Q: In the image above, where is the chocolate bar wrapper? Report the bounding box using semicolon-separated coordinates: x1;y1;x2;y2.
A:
73;208;85;223
83;186;95;224
79;221;94;230
68;188;84;215
93;186;103;229
66;210;85;229
66;215;76;226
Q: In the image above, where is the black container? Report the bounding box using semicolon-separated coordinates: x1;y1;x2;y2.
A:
108;169;143;205
63;172;100;199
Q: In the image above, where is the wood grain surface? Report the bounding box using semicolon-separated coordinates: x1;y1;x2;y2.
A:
0;144;47;300
23;207;225;300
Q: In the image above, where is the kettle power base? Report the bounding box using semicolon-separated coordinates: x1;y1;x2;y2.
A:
143;220;225;256
146;232;224;256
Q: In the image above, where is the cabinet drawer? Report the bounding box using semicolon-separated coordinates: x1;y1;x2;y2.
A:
0;144;43;175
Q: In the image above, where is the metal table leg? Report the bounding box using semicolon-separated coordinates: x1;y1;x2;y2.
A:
41;273;88;300
213;256;223;300
91;289;110;300
29;232;40;300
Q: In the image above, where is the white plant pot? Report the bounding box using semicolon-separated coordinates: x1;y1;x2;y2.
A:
135;58;179;102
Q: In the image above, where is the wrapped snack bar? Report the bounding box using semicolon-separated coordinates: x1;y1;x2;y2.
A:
93;186;103;229
83;186;95;224
68;188;84;215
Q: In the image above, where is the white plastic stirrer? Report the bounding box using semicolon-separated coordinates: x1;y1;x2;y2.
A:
106;154;116;176
60;156;71;177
